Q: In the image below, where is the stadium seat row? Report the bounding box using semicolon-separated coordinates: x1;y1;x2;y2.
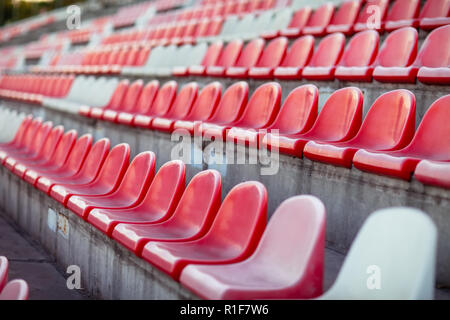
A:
0;118;438;299
0;256;29;300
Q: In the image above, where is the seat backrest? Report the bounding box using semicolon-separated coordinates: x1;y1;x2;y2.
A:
215;39;243;68
305;3;334;28
47;130;77;167
0;256;8;292
279;35;314;68
287;7;312;29
77;138;110;181
235;13;256;34
308;33;345;67
254;10;275;32
187;43;209;66
165;82;198;119
105;79;130;110
185;82;222;121
306;87;363;141
269;84;318;134
255;37;288;68
35;124;63;162
0;279;29;300
220;15;239;36
234;82;281;129
121;79;144;112
147;80;177;116
376;27;418;68
93;143;130;188
145;45;165;68
200;41;223;67
328;0;361;26
61;134;93;174
385;0;420;22
321;207;437;300
132;80;159;114
355;0;390;25
29;121;53;156
350;90;416;149
234;38;265;68
9;115;32;148
419;0;450;19
270;8;294;30
21;118;42;151
208;81;249;125
415;25;450;68
338;30;379;67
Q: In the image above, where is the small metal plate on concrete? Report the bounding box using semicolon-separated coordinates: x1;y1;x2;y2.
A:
48;208;57;232
57;214;70;239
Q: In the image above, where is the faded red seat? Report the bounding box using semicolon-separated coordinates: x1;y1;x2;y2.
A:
141;181;267;280
273;35;315;80
384;0;421;31
304;90;416;168
280;7;313;38
353;0;390;32
226;82;281;147
151;82;198;132
302;33;346;81
248;37;289;79
111;169;221;255
303;3;335;36
186;41;223;76
415;160;450;189
173;82;222;134
354;95;450;180
180;195;326;300
225;39;265;78
134;81;178;128
36;137;109;194
103;79;144;123
206;40;243;77
263;87;363;157
335;30;380;82
326;0;361;35
419;0;450;30
50;143;130;206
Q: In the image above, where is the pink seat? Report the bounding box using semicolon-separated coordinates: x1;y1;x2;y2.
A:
353;95;450;180
415;160;450;189
186;41;224;76
0;256;7;292
280;7;313;38
226;82;281;147
67;151;155;219
384;0;421;31
302;33;346;81
0;279;29;300
200;81;248;140
419;0;450;30
103;79;144;123
353;0;390;32
117;80;159;126
225;39;265;78
134;81;178;128
206;40;243;77
151;82;198;132
335;30;380;82
248;37;289;79
50;143;130;206
303;3;335;36
36;138;110;194
111;169;222;255
263;87;363;157
372;27;419;82
304;90;416;168
81;80;129;118
180;195;326;300
273;35;315;80
327;0;361;35
141;181;267;280
173;82;222;134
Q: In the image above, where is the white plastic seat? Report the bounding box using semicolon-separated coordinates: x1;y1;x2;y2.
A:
218;16;240;41
223;14;256;41
252;11;277;38
266;8;294;34
153;45;178;76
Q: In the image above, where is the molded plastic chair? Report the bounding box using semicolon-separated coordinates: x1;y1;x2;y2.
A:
280;7;313;38
353;0;390;32
103;79;144;123
187;41;224;76
419;0;450;30
225;39;265;78
206;40;244;77
303;3;335;36
248;37;289;79
327;0;361;34
384;0;420;31
415;160;450;189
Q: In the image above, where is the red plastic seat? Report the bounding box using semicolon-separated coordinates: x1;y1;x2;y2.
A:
303;3;335;36
180;195;326;300
80;80;129;118
335;30;380;82
372;27;418;82
304;90;416;168
353;95;450;180
414;160;450;189
173;82;222;134
0;256;7;292
273;35;315;80
263;87;363;157
50;143;130;206
103;79;144;123
0;279;29;300
88;160;186;238
206;40;243;77
327;0;361;35
419;0;450;30
353;0;390;32
302;33;346;81
248;37;289;79
36;138;110;194
226;82;281;147
225;39;265;78
200;82;249;140
141;181;267;280
111;169;221;255
151;82;198;132
186;41;223;76
280;7;313;38
134;81;178;128
117;80;159;126
67;151;155;220
384;0;420;31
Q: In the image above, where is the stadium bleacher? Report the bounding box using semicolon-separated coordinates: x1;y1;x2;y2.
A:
0;0;449;302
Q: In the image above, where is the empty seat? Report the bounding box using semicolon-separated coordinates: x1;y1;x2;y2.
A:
353;95;450;180
304;90;416;168
273;35;315;79
141;181;267;280
206;40;243;77
353;0;390;32
334;30;380;81
184;41;223;76
419;0;450;30
326;0;361;34
248;37;289;78
225;38;265;78
280;7;313;38
0;279;29;300
415;160;450;189
302;3;335;36
384;0;420;31
111;169;222;254
103;79;144;123
302;33;346;81
263;87;363;157
260;8;294;39
180;195;326;300
320;208;436;299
